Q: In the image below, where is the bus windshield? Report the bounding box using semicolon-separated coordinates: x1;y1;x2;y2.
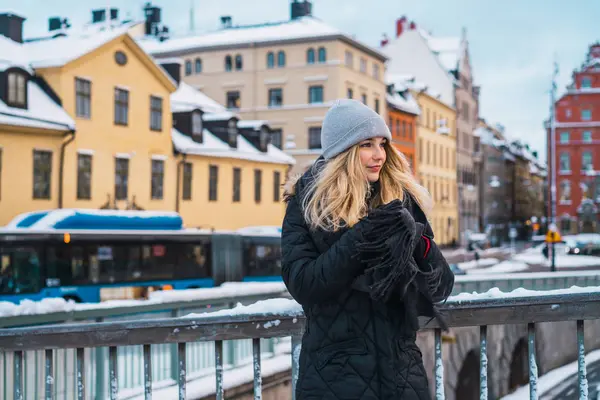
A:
0;245;42;295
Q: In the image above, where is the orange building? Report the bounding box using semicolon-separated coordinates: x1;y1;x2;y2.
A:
386;84;420;172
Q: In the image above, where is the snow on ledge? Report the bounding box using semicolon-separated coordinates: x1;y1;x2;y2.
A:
0;282;288;318
449;285;600;304
183;298;303;320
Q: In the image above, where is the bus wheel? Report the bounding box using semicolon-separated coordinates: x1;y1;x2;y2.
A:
187;286;200;289
63;295;82;304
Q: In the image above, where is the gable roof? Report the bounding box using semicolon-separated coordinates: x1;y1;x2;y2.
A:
21;29;177;92
138;16;387;61
381;29;456;106
23;26;131;69
419;29;461;72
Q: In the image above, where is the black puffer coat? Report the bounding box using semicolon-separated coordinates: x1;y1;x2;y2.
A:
281;166;455;400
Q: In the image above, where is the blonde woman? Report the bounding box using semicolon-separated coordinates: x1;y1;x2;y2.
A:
282;99;454;399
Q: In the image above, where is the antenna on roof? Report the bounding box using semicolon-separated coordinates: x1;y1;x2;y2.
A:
189;0;195;33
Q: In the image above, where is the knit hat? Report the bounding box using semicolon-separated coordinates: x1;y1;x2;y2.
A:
321;98;392;160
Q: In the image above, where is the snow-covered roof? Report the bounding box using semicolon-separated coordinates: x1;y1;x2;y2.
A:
386;93;420;115
171;82;228;114
419;29;461;72
172;128;295;165
22;26;130;69
387;73;452;109
0;75;75;131
238;120;269;129
5;208;183;230
139;16;387;61
0;36;30;72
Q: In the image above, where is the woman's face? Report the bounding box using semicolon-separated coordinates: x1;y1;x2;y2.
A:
359;137;387;182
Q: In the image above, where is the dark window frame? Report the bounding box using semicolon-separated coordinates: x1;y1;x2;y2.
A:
76;153;92;200
33;150;52;200
182;162;193;200
75;77;91;118
151;159;165;200
115;157;129;201
209;165;218;201
114;88;129;126
233;167;241;202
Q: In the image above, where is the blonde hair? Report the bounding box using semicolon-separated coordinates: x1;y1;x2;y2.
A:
297;143;432;232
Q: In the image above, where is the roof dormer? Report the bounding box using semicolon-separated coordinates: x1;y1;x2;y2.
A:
203;115;239;148
1;67;28;109
239;121;271;153
172;108;204;143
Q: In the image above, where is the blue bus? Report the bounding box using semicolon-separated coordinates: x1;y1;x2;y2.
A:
0;209;283;304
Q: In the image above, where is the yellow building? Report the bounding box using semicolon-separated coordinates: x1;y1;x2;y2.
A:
0;12;294;229
136;1;387;175
164;61;295;229
409;80;459;246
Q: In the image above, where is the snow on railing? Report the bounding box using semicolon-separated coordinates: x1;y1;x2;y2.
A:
1;287;600;400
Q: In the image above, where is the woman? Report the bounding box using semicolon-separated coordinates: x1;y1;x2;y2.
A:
281;99;455;399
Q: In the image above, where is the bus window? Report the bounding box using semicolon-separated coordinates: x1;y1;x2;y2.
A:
243;243;281;277
176;243;212;279
140;244;178;281
0;246;42;294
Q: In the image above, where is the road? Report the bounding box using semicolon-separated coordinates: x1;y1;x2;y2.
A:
540;359;600;399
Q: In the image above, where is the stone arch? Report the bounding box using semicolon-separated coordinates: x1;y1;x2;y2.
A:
443;327;480;400
508;337;528;392
454;349;480;400
494;324;528;397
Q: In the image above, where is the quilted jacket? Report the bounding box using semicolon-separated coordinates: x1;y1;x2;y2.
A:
281;165;455;400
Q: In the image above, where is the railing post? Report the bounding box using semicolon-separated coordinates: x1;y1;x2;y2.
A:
434;329;444;400
576;320;588;398
528;323;538;399
291;334;302;400
480;326;488;400
170;309;179;382
94;317;106;399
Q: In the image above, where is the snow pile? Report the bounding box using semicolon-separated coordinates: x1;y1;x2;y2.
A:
450;285;600;303
149;282;288;303
183;298;303;320
0;297;77;318
514;248;600;268
501;348;600;399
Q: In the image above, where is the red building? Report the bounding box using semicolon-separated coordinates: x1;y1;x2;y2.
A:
549;43;600;234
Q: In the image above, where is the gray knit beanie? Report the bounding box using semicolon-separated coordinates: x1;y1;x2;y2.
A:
321;98;392;160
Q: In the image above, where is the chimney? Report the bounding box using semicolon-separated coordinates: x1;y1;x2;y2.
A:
158;58;182;85
48;17;71;32
291;0;313;20
409;21;416;30
144;2;162;36
92;9;106;24
220;16;232;29
380;33;389;47
396;16;407;38
0;12;26;43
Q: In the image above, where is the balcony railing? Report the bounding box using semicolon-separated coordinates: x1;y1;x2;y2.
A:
1;288;600;400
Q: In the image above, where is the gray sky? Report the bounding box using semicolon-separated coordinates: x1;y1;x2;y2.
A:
14;0;599;162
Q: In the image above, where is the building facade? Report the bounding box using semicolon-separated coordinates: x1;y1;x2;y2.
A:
0;11;293;229
386;82;419;171
138;1;387;175
452;31;481;238
381;17;481;243
413;87;458;246
549;43;600;234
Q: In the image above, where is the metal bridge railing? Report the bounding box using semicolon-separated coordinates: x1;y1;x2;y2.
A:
1;289;600;400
